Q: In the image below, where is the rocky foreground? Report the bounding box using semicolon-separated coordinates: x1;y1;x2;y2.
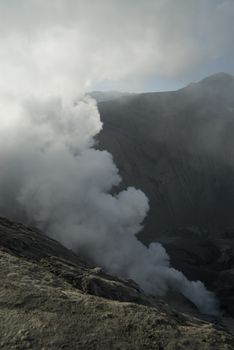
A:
0;217;234;350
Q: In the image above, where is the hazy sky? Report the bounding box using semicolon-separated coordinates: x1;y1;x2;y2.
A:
0;0;233;92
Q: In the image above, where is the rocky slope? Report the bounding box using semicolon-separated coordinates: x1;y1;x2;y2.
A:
96;73;234;316
1;217;234;349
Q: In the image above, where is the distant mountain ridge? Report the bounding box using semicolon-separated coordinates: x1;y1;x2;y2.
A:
88;90;134;102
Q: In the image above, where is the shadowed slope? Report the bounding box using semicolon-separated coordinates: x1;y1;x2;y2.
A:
97;73;234;239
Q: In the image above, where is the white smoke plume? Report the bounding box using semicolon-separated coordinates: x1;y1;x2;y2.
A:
0;1;220;315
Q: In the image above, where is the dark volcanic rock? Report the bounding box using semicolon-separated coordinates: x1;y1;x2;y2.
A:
1;217;234;349
159;227;234;316
96;73;234;316
97;73;234;240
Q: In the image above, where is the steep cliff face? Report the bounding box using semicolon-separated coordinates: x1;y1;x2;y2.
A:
96;73;234;316
0;217;234;350
97;73;234;241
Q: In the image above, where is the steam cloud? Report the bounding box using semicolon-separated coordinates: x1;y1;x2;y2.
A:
0;0;220;315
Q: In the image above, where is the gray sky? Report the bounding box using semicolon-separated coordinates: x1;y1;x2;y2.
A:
0;0;233;92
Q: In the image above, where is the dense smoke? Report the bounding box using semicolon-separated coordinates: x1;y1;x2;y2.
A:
0;0;220;315
0;95;218;315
